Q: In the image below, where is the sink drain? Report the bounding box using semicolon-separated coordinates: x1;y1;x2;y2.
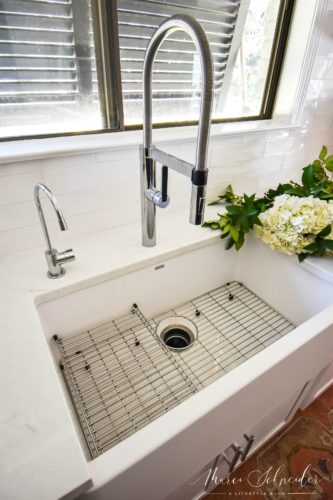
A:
157;316;197;352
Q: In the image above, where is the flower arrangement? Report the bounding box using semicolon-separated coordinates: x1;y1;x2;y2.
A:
203;146;333;262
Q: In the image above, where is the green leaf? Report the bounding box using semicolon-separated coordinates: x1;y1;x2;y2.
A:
318;224;332;238
322;240;333;250
253;215;263;226
225;237;234;250
235;234;245;251
229;225;239;242
319;192;333;199
240;215;249;232
226;205;241;214
285;187;305;197
303;242;318;252
318;245;326;257
325;156;333;172
244;209;258;217
302;164;315;188
319;145;328;160
298;253;308;262
202;221;217;227
313;159;321;168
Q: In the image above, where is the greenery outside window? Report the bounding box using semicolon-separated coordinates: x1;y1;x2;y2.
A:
0;0;294;140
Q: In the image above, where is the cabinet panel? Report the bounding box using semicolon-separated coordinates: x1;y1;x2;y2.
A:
208;385;306;488
164;457;218;500
244;385;305;453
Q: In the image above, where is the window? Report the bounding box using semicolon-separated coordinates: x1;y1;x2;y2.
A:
0;0;294;140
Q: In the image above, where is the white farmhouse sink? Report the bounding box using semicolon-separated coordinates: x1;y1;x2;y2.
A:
36;237;333;500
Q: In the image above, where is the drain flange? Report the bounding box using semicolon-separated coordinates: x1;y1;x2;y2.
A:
157;316;197;351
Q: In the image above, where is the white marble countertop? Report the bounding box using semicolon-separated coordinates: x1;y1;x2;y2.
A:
1;204;332;500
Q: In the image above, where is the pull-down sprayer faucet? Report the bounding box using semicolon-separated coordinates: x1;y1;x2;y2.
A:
140;14;213;247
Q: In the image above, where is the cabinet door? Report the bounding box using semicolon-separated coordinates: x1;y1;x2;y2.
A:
164;456;219;500
242;384;306;455
209;385;307;486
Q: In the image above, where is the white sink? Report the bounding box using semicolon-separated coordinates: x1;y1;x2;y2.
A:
36;237;333;500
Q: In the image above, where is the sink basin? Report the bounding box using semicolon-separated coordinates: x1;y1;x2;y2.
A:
36;237;333;500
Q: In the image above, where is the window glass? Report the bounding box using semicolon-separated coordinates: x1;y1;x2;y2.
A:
118;0;282;126
222;0;281;119
118;0;242;126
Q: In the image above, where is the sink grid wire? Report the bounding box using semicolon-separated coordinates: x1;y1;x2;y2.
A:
55;282;294;458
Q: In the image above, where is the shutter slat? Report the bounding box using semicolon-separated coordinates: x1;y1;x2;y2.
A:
0;14;72;30
0;0;72;18
0;43;75;56
118;1;239;23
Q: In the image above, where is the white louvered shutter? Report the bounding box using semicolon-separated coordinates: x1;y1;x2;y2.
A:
117;0;247;125
0;0;101;138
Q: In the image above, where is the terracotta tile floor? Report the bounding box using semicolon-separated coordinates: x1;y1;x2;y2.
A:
206;384;333;499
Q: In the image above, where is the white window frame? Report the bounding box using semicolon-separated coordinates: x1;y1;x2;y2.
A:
0;0;328;165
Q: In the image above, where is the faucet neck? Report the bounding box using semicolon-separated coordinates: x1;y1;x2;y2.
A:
34;183;67;252
143;14;213;171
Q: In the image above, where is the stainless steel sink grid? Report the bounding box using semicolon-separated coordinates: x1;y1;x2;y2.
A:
55;282;294;458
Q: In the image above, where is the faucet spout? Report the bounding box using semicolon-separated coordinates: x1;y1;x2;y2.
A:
34;183;75;278
140;14;213;247
34;183;67;250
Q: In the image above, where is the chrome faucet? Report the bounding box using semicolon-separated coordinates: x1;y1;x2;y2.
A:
34;183;75;278
140;14;213;247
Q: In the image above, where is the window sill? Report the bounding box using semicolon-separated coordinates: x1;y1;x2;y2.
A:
0;118;303;165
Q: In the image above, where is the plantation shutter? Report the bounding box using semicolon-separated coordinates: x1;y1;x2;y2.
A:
0;0;79;106
117;0;246;113
0;0;97;135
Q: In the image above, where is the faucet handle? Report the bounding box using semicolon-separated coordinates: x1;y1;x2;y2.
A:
161;165;168;203
57;249;75;265
145;165;170;209
45;248;75;279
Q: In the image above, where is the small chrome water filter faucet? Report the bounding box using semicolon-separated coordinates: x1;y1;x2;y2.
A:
140;14;213;247
34;183;75;278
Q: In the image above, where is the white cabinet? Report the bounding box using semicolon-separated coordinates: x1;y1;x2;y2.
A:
208;385;306;489
164;384;308;499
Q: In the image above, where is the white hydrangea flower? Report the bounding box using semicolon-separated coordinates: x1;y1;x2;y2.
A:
254;194;333;255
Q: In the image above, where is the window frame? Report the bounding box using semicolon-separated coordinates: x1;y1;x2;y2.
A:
0;0;328;151
0;0;295;142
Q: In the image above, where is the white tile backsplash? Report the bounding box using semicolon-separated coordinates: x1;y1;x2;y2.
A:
0;8;333;257
0;171;43;205
95;147;138;164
